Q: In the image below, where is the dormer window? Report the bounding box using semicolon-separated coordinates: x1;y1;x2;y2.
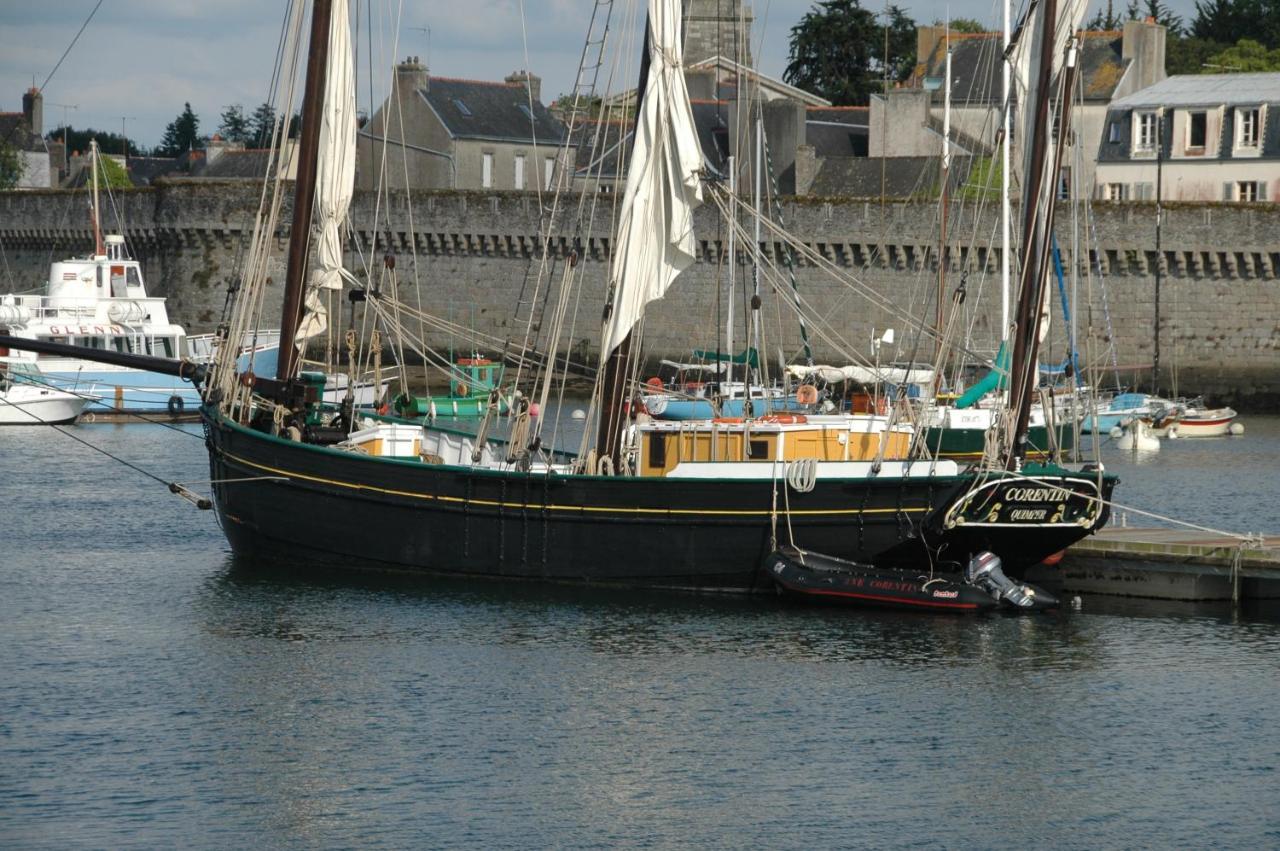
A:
1134;111;1158;156
1233;106;1264;156
1186;111;1207;153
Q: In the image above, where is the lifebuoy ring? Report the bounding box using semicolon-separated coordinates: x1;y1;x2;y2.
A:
167;395;185;417
646;376;663;389
454;382;469;398
713;417;744;424
760;414;808;425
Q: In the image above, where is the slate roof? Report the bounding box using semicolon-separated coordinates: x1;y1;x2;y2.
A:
805;107;869;157
806;155;971;198
1109;72;1280;108
0;112;45;152
197;149;277;179
573;101;731;179
420;78;566;144
919;30;1128;106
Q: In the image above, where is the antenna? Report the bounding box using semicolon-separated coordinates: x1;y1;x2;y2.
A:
410;26;431;69
51;103;78;174
116;115;137;161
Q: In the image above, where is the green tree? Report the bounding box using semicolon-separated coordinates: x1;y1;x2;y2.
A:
1205;37;1280;70
46;126;140;159
785;0;916;106
217;104;251;144
248;102;277;148
0;139;24;189
1194;0;1280;47
95;153;133;189
935;17;986;33
158;102;201;156
1086;0;1123;30
1167;36;1232;73
1126;0;1184;35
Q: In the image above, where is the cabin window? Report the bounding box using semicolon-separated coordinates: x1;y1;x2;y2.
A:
647;434;668;469
110;337;128;353
481;152;494;188
1187;111;1207;151
748;439;770;460
514;154;526;190
126;267;141;287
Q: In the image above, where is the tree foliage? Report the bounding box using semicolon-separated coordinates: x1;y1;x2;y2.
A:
1206;37;1280;70
46;126;140;158
935;17;986;34
1190;0;1280;48
1085;0;1123;30
785;0;916;106
157;103;201;156
217;104;251;144
1126;0;1184;36
95;154;133;189
248;103;276;148
0;140;23;189
1166;36;1231;73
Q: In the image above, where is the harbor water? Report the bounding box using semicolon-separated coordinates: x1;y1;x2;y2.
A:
2;418;1279;847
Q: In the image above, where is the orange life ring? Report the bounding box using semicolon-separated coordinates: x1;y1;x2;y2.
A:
795;385;818;405
759;414;808;425
646;376;663;388
713;417;744;424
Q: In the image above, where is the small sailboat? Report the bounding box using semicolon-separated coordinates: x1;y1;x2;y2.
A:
1115;417;1160;451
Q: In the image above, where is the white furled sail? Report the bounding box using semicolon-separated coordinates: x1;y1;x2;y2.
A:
297;0;357;341
1010;0;1088;193
599;0;704;355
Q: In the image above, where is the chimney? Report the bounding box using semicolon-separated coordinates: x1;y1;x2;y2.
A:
1122;20;1167;91
22;87;42;136
505;70;542;103
916;25;945;70
397;56;429;93
685;68;717;101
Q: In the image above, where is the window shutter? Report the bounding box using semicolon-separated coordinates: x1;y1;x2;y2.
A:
1223;182;1234;201
1258;181;1267;202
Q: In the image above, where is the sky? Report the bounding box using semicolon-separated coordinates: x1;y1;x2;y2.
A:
1;0;1204;150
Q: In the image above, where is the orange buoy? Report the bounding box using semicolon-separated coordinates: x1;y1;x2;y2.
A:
646;376;663;389
795;385;818;405
1040;549;1066;567
759;414;808;425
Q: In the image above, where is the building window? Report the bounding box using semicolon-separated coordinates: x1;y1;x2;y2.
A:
1135;111;1158;155
1057;167;1071;199
481;152;493;188
1238;107;1261;148
1108;121;1121;143
514;154;526;190
1187;111;1207;151
544;156;555;190
1234;181;1266;202
1104;183;1127;202
452;98;473;117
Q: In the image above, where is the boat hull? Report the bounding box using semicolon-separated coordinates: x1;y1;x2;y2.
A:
765;546;999;611
0;388;89;424
922;422;1075;459
204;411;1116;589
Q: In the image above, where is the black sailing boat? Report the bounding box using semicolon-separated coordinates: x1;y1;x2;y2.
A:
1;0;1114;589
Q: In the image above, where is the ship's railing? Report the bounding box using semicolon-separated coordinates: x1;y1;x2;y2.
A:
2;294;170;326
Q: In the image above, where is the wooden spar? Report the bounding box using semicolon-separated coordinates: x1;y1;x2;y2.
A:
1005;0;1057;468
276;0;335;383
1009;12;1082;468
595;22;653;466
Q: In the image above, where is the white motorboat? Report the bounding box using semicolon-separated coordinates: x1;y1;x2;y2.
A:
0;366;91;425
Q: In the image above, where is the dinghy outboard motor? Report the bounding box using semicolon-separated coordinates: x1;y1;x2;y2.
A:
964;551;1058;610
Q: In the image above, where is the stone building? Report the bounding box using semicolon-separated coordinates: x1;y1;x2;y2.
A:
912;19;1167;192
1094;73;1280;202
0;88;56;189
356;59;569;191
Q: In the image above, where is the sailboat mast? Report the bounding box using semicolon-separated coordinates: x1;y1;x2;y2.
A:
725;155;736;389
1153;110;1163;395
595;22;653;464
1001;0;1011;344
89;140;103;256
1006;0;1059;467
276;0;336;383
937;32;951;361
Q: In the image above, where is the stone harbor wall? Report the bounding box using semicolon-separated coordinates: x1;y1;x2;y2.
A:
1;181;1277;408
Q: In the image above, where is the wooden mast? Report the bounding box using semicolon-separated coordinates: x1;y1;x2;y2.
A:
276;0;335;383
1006;0;1077;468
595;23;653;467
